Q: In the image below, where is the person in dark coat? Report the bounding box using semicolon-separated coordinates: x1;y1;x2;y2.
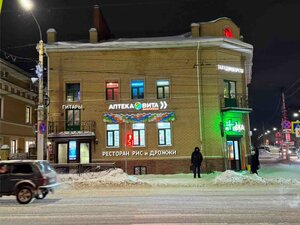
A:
250;146;260;175
191;146;203;178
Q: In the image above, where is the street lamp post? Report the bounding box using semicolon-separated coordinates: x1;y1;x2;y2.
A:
19;0;46;160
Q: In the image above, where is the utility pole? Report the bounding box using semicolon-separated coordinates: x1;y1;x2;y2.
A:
281;91;288;159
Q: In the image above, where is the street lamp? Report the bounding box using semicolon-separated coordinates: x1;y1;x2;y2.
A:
19;0;46;160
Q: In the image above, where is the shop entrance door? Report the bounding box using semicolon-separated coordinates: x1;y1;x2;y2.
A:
58;143;68;163
227;139;241;170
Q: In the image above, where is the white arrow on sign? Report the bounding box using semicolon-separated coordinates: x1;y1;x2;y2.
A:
160;101;168;109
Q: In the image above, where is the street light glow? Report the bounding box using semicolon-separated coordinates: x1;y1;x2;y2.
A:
19;0;34;11
293;112;299;118
273;127;277;131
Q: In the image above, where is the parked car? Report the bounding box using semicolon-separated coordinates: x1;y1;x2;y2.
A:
288;147;298;155
0;160;60;204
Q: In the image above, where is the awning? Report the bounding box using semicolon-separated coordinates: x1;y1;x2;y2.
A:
103;112;175;123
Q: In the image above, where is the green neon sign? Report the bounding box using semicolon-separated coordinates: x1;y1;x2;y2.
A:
224;119;245;133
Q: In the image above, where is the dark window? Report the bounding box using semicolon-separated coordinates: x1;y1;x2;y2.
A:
106;81;119;101
11;164;33;174
224;80;236;107
134;166;147;175
131;80;144;99
66;83;80;102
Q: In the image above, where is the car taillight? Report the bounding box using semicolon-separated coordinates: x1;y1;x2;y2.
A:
40;176;47;186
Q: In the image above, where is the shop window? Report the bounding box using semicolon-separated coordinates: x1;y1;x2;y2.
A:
106;81;119;101
66;83;80;102
157;122;171;146
131;80;144;99
58;143;68;163
157;80;170;99
25;141;35;153
106;124;120;147
80;143;90;163
132;123;145;146
224;80;236;107
66;109;80;131
134;166;147;175
25;106;32;124
11;140;17;154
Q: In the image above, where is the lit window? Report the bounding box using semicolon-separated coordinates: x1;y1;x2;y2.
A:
66;83;80;102
131;80;144;99
132;123;145;146
157;80;170;99
66;109;80;131
106;81;119;101
25;106;32;124
106;124;120;148
158;122;171;146
224;80;237;107
25;141;35;153
11;140;18;154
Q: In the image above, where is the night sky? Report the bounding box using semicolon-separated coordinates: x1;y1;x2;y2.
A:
1;0;300;131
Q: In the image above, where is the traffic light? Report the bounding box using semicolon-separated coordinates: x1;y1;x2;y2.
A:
126;133;133;147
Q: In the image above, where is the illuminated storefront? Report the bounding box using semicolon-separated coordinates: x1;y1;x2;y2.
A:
45;17;253;174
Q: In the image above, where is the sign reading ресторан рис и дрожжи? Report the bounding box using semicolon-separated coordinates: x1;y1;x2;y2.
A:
108;101;168;111
102;150;176;157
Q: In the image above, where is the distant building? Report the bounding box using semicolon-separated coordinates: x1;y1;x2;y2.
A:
44;17;253;174
0;59;37;160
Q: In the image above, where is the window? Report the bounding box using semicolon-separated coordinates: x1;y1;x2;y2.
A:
11;140;17;154
158;122;171;146
66;109;80;131
66;83;80;102
157;80;170;99
106;81;119;101
132;123;145;146
0;97;3;119
11;164;33;174
224;80;236;107
25;141;35;153
106;124;120;147
25;106;32;124
131;80;144;99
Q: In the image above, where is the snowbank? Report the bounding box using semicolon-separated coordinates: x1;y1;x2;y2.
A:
57;167;300;188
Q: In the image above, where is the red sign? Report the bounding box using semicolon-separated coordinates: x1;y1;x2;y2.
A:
126;133;133;147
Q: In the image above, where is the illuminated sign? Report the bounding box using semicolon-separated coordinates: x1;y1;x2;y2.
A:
223;27;233;38
224;119;245;133
291;121;300;134
217;65;244;74
108;101;168;111
126;133;133;147
62;105;83;110
69;141;77;161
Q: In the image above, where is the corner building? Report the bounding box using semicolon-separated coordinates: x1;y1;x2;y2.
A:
45;18;253;174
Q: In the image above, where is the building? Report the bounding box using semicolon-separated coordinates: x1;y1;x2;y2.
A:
0;59;37;160
44;17;253;174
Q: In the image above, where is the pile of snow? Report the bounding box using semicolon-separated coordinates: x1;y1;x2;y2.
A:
213;170;267;185
57;167;300;188
58;168;145;188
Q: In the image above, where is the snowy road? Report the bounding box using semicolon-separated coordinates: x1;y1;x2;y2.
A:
0;186;300;224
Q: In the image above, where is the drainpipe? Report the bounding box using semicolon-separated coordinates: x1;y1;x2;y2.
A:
196;41;205;163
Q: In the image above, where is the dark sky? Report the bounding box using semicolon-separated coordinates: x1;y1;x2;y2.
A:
1;0;300;130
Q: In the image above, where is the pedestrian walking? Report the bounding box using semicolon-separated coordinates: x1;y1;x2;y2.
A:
191;146;203;178
250;146;260;175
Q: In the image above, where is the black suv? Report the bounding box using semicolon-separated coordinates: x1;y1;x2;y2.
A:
0;160;60;204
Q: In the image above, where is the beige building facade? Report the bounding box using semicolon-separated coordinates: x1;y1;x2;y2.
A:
0;59;37;160
45;18;253;174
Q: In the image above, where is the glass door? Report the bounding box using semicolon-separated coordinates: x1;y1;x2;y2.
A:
227;139;241;170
